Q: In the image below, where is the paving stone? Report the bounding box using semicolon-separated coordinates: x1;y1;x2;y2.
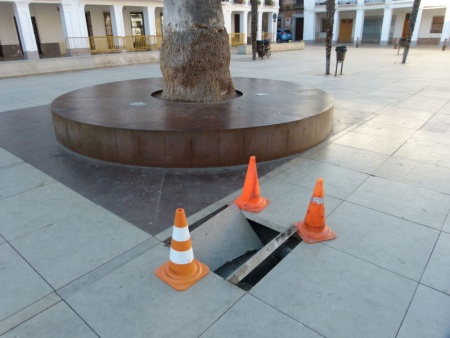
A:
200;294;323;338
397;285;450;338
0;148;22;167
374;157;450;195
0;163;54;200
0;244;53;321
273;158;369;200
1;301;97;338
0;182;101;241
443;214;450;234
421;232;450;295
308;143;389;174
327;202;439;281
66;244;245;338
347;176;450;230
10;205;152;289
251;244;417;338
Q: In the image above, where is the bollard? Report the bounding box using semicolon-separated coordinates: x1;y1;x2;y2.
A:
443;38;448;51
394;38;399;49
356;37;359;48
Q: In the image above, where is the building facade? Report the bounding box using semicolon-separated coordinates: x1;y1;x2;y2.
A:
0;0;448;61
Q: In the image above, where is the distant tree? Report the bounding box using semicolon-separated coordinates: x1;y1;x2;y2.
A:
160;0;236;102
325;0;336;75
251;0;258;61
402;0;421;64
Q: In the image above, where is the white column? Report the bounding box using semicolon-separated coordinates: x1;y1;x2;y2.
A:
410;7;423;46
144;7;156;36
13;1;38;60
59;2;89;54
380;6;392;46
440;5;450;47
354;9;364;45
332;10;339;43
268;12;275;41
240;11;249;43
303;9;315;43
257;10;263;40
111;5;125;36
224;10;232;34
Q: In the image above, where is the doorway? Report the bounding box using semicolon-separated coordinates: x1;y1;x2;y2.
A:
295;17;304;41
402;13;410;38
339;18;353;42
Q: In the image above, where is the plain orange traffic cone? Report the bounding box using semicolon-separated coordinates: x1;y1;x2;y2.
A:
155;208;209;291
234;156;270;213
296;178;336;244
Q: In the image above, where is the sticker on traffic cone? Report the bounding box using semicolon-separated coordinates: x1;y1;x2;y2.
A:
155;208;209;291
296;178;336;244
234;156;270;213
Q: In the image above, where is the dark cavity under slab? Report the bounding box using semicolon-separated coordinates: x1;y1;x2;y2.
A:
51;77;333;168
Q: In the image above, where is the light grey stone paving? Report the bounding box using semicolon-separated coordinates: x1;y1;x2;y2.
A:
352;121;417;140
0;148;22;167
421;232;450;295
394;95;449;113
421;112;450;134
245;176;343;232
367;107;433;129
273;158;369;200
0;182;105;241
200;294;323;338
394;130;450;169
333;129;411;155
10;205;151;289
438;101;450;114
0;293;61;336
2;301;97;338
251;244;417;338
0;244;53;322
443;214;450;234
347;176;450;230
0;163;55;200
397;285;450;338
326;202;439;281
308;143;389;174
374;157;450;195
66;244;245;338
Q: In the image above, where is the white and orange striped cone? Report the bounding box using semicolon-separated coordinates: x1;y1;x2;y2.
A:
155;208;209;291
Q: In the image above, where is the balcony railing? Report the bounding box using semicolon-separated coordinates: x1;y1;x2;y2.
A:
66;36;162;54
364;0;385;3
315;0;326;5
338;0;357;4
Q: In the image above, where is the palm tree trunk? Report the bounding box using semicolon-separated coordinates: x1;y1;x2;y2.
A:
402;0;421;64
325;0;336;75
160;0;236;102
251;0;258;61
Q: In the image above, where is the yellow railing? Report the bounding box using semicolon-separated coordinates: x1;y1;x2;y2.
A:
229;33;246;46
66;35;163;54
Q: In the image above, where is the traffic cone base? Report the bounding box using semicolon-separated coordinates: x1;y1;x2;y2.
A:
296;220;336;244
155;259;209;291
234;196;270;213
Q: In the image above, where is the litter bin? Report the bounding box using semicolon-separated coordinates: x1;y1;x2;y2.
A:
335;45;348;62
256;40;264;57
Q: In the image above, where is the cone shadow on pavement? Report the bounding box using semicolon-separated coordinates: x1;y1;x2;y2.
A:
234;156;270;213
296;178;336;244
155;208;209;291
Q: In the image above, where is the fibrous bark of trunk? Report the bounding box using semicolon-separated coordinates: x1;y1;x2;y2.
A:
160;0;236;102
402;0;421;64
325;0;335;75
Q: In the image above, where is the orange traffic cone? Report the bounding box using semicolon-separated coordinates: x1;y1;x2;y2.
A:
155;208;209;291
296;178;336;244
234;156;270;213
